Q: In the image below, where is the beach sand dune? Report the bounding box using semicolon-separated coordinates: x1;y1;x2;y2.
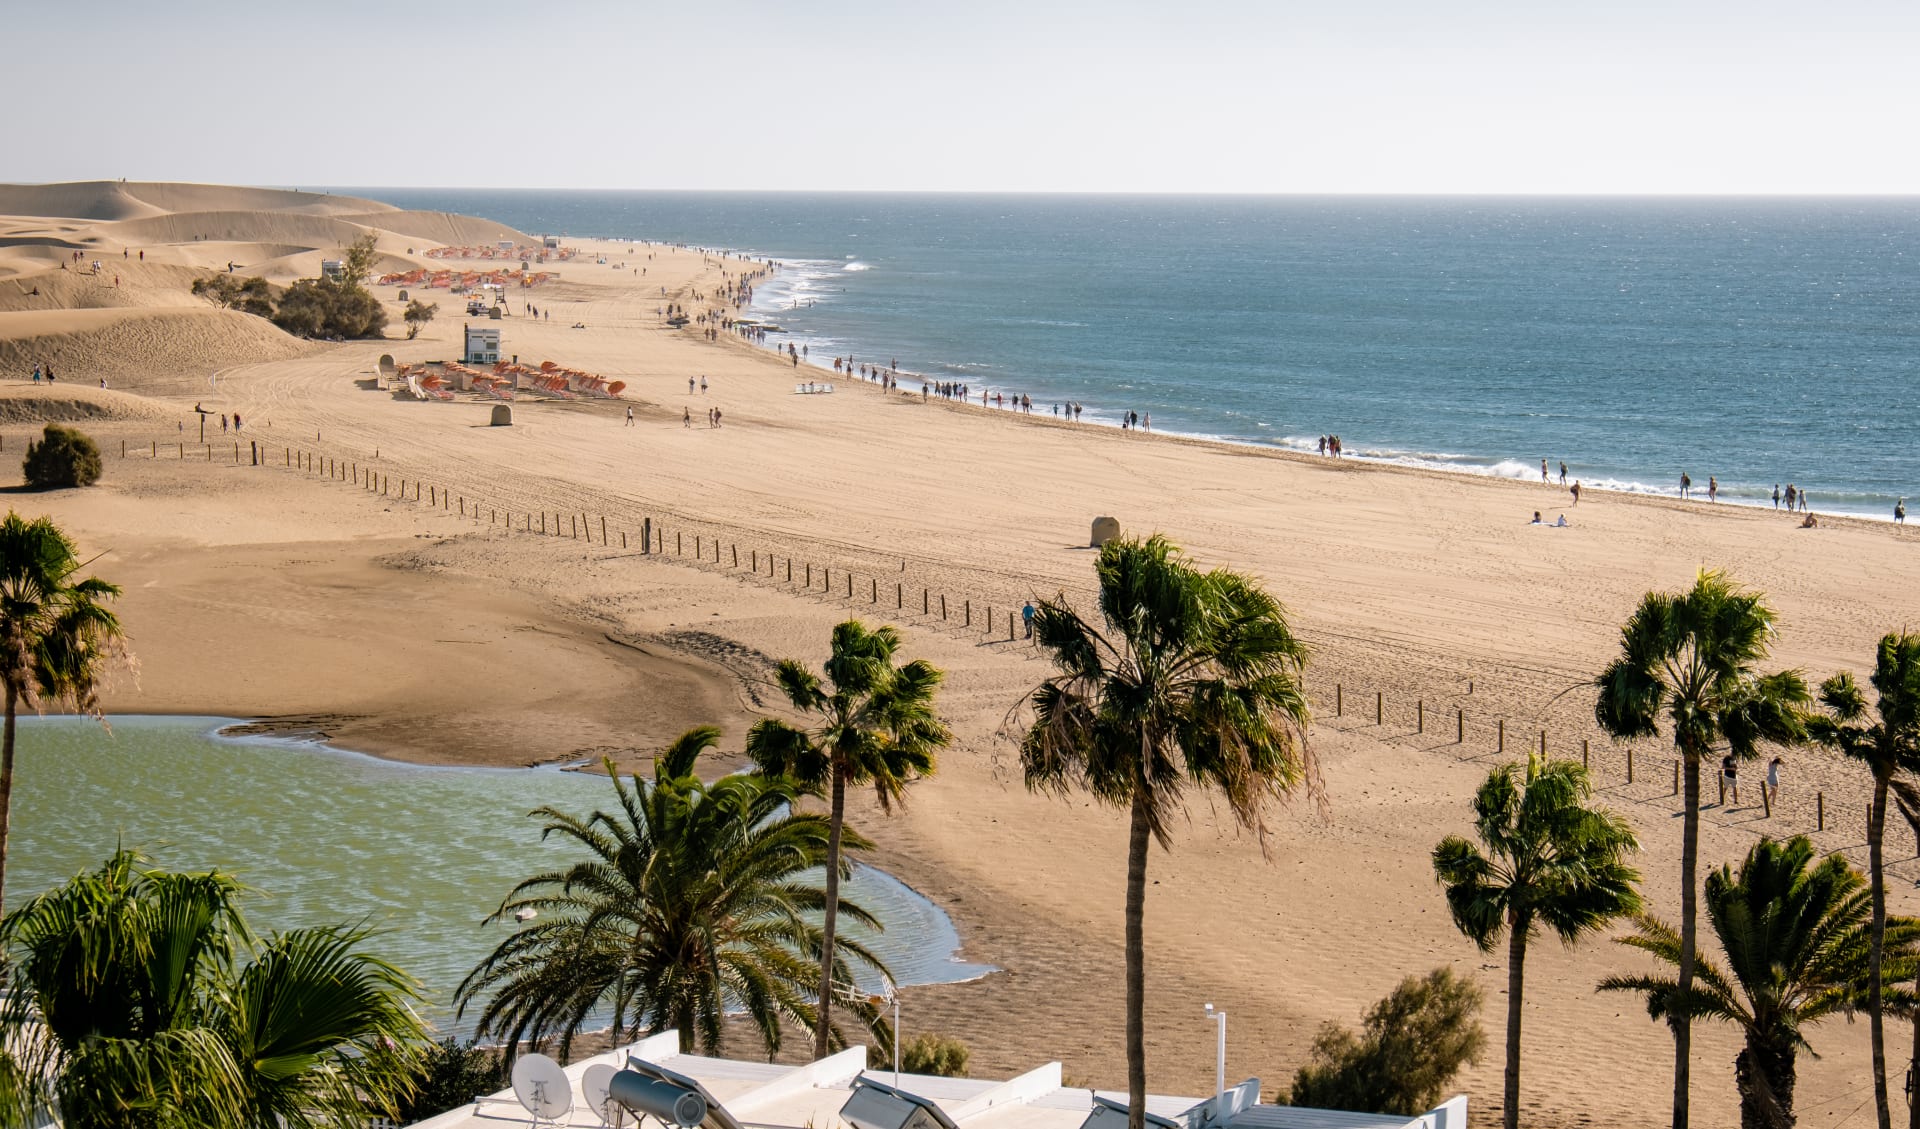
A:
0;307;317;390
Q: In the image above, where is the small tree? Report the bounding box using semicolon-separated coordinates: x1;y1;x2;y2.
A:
898;1033;970;1078
22;425;102;489
1284;968;1486;1116
404;298;439;340
343;232;380;290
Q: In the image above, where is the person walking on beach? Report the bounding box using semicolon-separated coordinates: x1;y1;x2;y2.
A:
625;406;634;427
1680;472;1692;499
1898;498;1907;524
1570;481;1582;505
1022;600;1036;640
1720;752;1739;805
1765;756;1783;807
1708;476;1718;503
1559;461;1567;485
683;407;691;428
1773;484;1781;509
1542;459;1550;483
1785;483;1797;511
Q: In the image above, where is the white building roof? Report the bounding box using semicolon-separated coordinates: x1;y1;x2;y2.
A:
403;1031;1466;1129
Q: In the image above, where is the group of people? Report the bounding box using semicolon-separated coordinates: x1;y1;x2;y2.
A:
30;362;57;383
683;406;724;428
1720;754;1785;808
1121;410;1148;430
192;404;243;431
1317;435;1344;457
1769;483;1814;513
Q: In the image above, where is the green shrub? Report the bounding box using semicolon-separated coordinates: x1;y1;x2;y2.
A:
190;274;274;318
1282;967;1484;1116
898;1032;970;1078
23;424;103;489
272;277;387;339
378;1038;506;1123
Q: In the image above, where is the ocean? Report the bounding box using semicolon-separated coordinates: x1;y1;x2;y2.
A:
352;190;1920;518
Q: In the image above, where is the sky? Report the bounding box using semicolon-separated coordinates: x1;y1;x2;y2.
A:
8;0;1919;194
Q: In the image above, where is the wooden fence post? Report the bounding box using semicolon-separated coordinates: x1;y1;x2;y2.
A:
1539;730;1546;756
1673;759;1680;796
847;573;853;598
1583;739;1589;770
1336;685;1342;716
1627;748;1634;783
805;563;811;585
1417;700;1424;733
752;550;758;571
897;583;903;608
1818;792;1825;831
870;578;876;602
1008;610;1015;640
941;594;947;620
622;532;628;549
923;589;929;614
1497;720;1505;754
1375;692;1382;725
604;517;610;545
1457;709;1464;743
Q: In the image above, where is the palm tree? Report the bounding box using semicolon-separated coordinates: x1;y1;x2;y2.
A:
1593;569;1808;1129
0;847;429;1129
1018;535;1312;1129
1601;836;1920;1129
744;621;947;1060
458;728;891;1062
1806;633;1920;1129
0;512;129;913
1433;755;1642;1129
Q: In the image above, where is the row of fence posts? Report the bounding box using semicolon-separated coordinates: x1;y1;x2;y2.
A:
1326;680;1899;849
263;442;1038;643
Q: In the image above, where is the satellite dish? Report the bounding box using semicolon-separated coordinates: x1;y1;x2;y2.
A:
584;1063;624;1127
512;1053;573;1124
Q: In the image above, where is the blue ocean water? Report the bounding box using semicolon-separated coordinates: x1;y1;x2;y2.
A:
354;190;1920;517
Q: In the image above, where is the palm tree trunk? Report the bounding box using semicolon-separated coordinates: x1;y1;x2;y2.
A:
1125;790;1152;1129
1736;1033;1797;1129
1911;963;1920;1129
1503;913;1527;1129
0;681;16;915
814;766;847;1061
1674;748;1701;1129
1872;772;1891;1129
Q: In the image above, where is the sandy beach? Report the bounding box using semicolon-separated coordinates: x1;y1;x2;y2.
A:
4;182;1917;1127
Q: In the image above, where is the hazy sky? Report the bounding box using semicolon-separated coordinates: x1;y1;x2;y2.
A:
9;0;1918;194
